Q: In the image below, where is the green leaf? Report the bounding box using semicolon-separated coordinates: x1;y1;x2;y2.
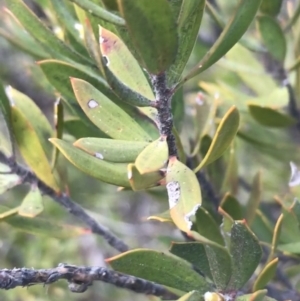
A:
253;257;278;291
50;0;87;53
118;0;178;74
167;0;206;85
70;78;152;141
194;106;240;172
0;205;89;238
218;208;234;249
69;0;125;26
166;157;202;232
0;8;49;59
170;242;213;279
11;106;59;192
74;138;149;163
228;221;262;290
191;232;232;290
236;290;268;301
220;193;243;220
260;0;283;17
83;18;104;73
127;163;163;191
279;205;300;244
38;59;112;102
147;210;172;223
0;85;14;156
18;186;44;218
135;137;168;174
7;87;53;159
6;0;89;65
101;59;154;107
257;15;286;62
99;26;155;101
176;291;203;301
223;44;277;96
245;172;262;225
277;241;300;253
107;249;210;293
181;0;262;85
50;138;130;187
192;207;224;246
291;199;300;228
267;214;283;262
248;104;295;127
51;98;64;169
0;163;21;195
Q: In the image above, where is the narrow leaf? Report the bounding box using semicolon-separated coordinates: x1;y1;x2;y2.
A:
220;193;243;220
260;0;283;17
11;106;59;192
194;106;240;172
6;0;89;65
99;26;155;100
177;291;203;301
236;290;268;301
69;0;125;26
7;87;53;159
167;0;206;85
118;0;178;74
74;138;149;163
70;78;152;141
181;0;261;85
253;258;278;291
245;172;261;225
49;138;129;187
248;104;295;127
107;249;209;293
0;205;88;238
0;85;14;156
257;15;286;62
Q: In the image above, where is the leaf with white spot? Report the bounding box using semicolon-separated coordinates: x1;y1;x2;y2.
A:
71;78;152;141
166;157;202;232
74;138;149;163
289;161;300;187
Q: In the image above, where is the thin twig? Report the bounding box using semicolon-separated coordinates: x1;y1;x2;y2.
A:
151;73;178;157
0;151;129;253
0;263;177;299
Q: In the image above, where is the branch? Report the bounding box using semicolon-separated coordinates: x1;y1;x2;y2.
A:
151;73;178;157
0;263;177;299
0;151;129;253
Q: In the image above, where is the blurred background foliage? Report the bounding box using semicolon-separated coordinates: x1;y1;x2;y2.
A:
1;0;300;300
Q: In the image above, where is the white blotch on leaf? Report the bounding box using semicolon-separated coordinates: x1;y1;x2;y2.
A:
184;204;201;230
127;169;133;180
95;152;104;160
166;181;180;209
88;99;99;109
289;161;300;187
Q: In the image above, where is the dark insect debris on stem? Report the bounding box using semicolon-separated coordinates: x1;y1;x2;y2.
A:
151;72;178;158
0;263;178;299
